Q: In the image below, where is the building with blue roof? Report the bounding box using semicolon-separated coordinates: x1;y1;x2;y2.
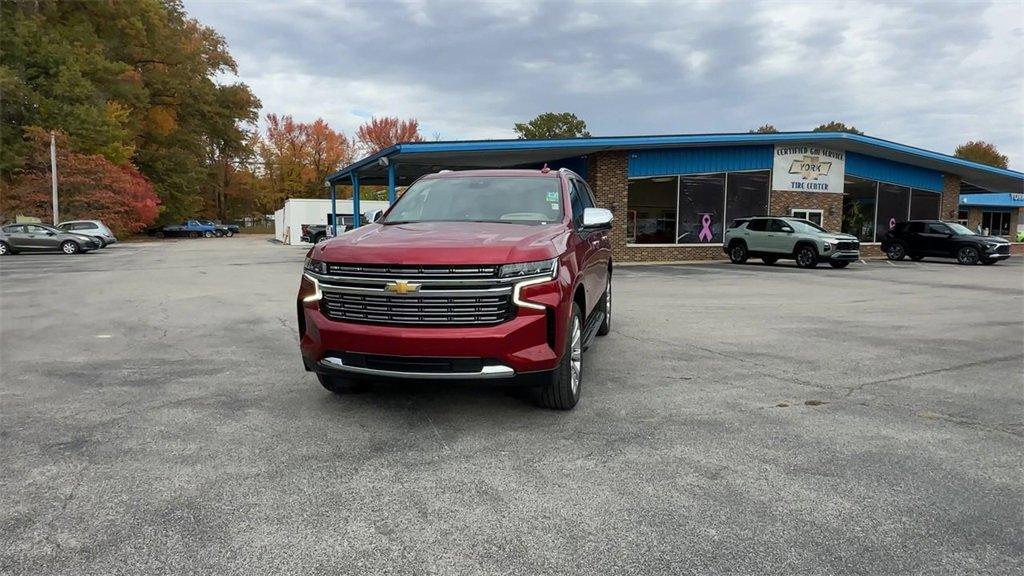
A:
322;131;1024;261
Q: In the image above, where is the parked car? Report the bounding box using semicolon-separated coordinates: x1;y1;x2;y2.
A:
724;216;860;268
57;219;117;248
301;216;353;244
882;220;1011;265
0;223;101;255
297;168;613;410
150;220;217;238
197;220;238;237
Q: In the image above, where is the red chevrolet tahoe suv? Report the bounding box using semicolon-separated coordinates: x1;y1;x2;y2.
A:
297;168;613;409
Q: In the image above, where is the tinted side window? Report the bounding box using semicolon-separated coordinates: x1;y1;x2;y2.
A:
769;219;790;232
746;219;768;232
904;222;924;233
3;225;25;233
927;223;950;235
569;180;585;224
576;179;596;209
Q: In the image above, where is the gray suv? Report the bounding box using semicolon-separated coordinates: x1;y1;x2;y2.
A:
723;217;860;268
58;219;117;247
0;223;101;255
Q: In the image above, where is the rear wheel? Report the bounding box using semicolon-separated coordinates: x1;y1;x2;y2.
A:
728;242;748;264
313;234;326;244
155;230;166;239
188;231;199;238
0;241;14;255
60;240;80;254
597;275;611;336
203;230;213;238
317;373;370;394
829;261;850;269
538;303;582;410
957;246;980;265
761;256;778;265
886;242;906;261
795;245;818;268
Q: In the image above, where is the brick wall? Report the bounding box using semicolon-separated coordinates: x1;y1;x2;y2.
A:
941;174;960;220
967;207;983;231
768;190;843;231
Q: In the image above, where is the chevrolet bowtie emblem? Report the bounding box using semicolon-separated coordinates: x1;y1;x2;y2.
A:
788;154;832;180
384;280;421;294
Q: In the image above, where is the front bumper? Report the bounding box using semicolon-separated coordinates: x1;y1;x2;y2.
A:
826;249;860;261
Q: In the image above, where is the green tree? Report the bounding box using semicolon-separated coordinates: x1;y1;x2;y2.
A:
812;121;863;135
514;112;591;139
749;124;779;133
954;140;1009;169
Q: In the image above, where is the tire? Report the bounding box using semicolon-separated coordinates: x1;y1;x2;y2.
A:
909;254;924;261
538;302;583;410
226;230;235;237
0;241;14;255
957;246;980;265
761;256;778;265
795;245;818;268
60;240;80;254
203;231;213;238
155;231;166;239
728;242;748;264
313;234;325;244
317;373;370;394
188;231;199;239
96;238;106;248
829;261;850;269
981;259;997;265
886;242;906;261
214;230;224;238
597;274;611;336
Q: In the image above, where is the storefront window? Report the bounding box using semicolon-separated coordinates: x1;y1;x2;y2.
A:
981;211;1011;236
909;189;941;220
725;171;770;224
875;183;911;241
627;177;676;244
677;174;726;244
842;177;876;242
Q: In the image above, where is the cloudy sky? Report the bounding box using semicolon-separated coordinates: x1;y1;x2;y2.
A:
184;0;1024;168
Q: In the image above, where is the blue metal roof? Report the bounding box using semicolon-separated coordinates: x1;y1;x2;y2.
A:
325;131;1024;194
959;193;1024;208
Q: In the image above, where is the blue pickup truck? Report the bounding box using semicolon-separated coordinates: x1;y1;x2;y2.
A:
150;220;218;239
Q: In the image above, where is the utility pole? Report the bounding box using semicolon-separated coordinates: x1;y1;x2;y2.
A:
50;131;59;225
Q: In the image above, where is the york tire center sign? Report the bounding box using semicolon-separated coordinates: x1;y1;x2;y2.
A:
772;145;846;193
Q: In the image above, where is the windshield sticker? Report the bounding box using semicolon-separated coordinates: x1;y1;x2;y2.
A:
551;203;559;210
546;191;559;202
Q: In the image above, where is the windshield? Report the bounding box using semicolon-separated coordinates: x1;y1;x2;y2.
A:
788;219;829;233
383;176;563;225
946;222;975;235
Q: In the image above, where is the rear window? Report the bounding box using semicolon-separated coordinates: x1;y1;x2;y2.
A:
745;219;768;232
384;176;563;225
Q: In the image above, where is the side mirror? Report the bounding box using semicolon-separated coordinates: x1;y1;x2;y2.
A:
46;231;56;236
366;211;381;224
581;207;613;229
781;226;794;233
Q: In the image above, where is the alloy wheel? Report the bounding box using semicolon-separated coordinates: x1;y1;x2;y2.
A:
958;246;979;265
570;315;582;395
887;244;905;260
61;241;77;254
0;243;7;255
798;248;814;267
605;277;611;323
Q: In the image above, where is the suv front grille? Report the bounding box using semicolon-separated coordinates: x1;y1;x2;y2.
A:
995;244;1010;255
313;263;517;327
836;241;859;251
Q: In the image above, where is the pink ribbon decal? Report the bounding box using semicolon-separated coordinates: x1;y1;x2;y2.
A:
889;217;896;229
698;213;713;242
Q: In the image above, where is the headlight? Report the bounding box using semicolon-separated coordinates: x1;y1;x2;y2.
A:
499;258;557;279
304;257;327;274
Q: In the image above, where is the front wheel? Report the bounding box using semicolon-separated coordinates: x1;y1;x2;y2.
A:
728;242;748;264
214;230;224;238
538;302;582;410
226;230;235;237
155;231;166;239
886;242;906;261
957;246;980;265
597;275;611;336
829;261;850;269
317;374;370;394
795;245;818;268
60;240;80;254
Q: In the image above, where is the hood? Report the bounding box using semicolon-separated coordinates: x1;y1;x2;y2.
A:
313;221;568;265
819;232;859;242
969;234;1010;244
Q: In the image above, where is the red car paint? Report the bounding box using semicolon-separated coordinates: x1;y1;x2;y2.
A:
297;169;612;381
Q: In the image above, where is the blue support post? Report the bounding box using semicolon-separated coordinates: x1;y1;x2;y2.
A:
329;183;338;236
387;163;397;204
351;172;361;228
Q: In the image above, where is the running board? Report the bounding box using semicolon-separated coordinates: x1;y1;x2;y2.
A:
581;311;604;351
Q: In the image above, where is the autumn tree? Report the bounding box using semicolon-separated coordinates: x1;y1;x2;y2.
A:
812;121;863;135
954;140;1009;169
514;112;591;139
749;124;779;133
356;117;424;154
0;129;159;235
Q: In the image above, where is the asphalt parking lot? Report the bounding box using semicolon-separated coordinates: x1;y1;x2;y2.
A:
1;236;1022;575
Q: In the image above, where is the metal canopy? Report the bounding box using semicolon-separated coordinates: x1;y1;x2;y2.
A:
327;131;1024;194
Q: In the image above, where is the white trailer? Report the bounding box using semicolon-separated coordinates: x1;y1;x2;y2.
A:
274;198;390;245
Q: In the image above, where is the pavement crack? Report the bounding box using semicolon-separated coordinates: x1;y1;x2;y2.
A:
423;413;450;451
843;355;1023;398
